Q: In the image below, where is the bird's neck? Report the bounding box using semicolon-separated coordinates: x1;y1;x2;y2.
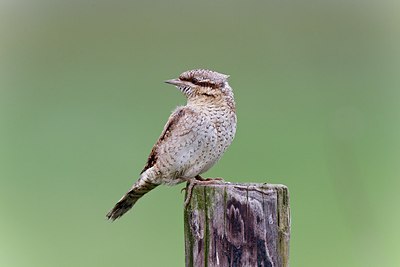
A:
187;95;236;112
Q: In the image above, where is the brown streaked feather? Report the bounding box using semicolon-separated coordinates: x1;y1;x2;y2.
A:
178;69;227;89
140;108;186;174
106;178;159;221
180;76;221;89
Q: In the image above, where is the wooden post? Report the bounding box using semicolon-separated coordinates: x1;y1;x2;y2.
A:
184;182;290;267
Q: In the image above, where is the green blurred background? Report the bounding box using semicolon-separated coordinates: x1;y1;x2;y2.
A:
1;0;399;266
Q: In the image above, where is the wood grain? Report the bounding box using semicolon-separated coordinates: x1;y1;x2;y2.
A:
184;183;290;267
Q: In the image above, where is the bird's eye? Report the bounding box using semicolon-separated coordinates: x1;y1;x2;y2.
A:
191;77;198;84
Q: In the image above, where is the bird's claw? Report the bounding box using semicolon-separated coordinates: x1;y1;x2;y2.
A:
183;177;225;208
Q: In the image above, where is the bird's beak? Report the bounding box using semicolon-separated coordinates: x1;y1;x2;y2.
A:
164;79;183;86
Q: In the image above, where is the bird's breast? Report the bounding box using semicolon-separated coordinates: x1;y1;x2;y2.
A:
191;105;236;172
157;103;236;183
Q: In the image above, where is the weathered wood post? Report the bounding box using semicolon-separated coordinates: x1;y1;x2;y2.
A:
184;182;290;267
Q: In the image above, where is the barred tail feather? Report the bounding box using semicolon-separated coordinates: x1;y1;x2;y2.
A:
106;178;158;221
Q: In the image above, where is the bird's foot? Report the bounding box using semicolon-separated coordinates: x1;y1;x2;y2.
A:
183;177;225;208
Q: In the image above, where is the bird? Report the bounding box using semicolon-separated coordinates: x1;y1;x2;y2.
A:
106;69;237;221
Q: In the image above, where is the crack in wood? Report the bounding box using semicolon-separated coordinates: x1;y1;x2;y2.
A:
184;182;290;267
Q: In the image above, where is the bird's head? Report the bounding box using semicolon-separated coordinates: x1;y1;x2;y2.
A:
165;69;233;100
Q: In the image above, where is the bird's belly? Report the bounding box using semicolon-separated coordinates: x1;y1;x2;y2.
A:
160;134;220;183
158;110;236;185
182;132;234;178
178;140;220;177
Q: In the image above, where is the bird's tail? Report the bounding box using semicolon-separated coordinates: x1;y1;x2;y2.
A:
106;175;159;221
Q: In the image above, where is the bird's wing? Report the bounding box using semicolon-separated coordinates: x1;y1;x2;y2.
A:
140;107;198;174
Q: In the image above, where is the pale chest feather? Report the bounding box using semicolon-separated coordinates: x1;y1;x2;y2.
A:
194;104;237;158
156;102;236;183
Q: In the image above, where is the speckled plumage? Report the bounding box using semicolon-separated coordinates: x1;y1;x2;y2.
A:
106;69;237;220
